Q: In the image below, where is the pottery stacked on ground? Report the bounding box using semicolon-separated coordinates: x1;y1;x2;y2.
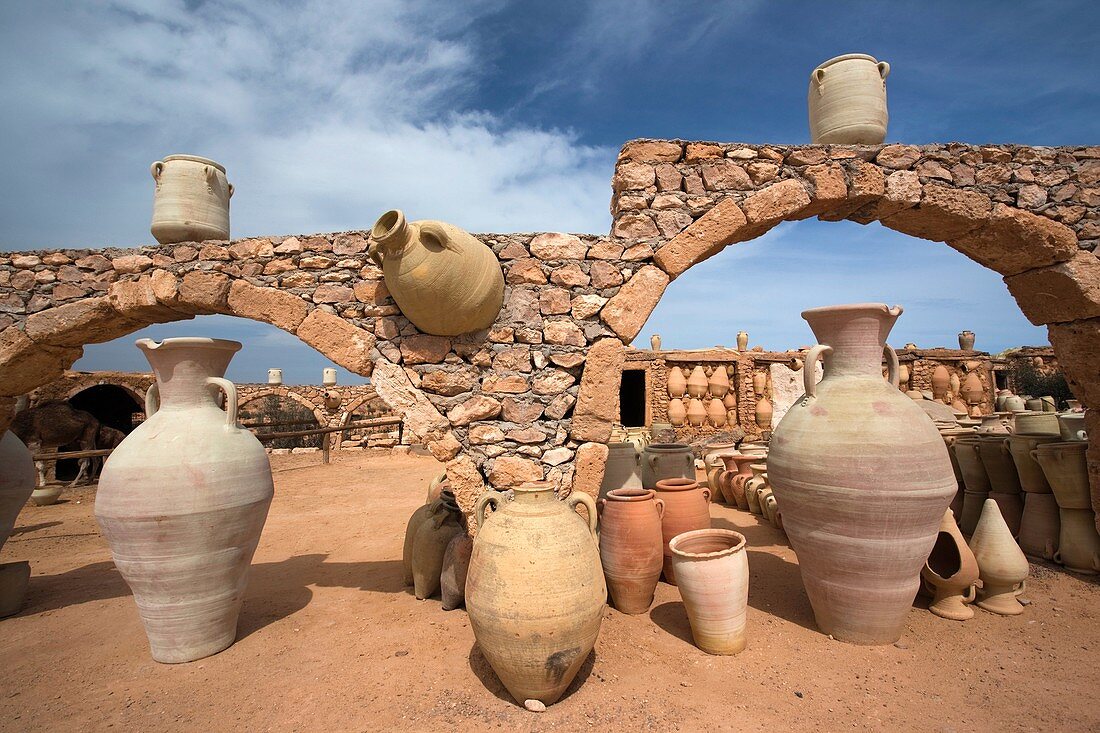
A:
668;364;737;430
702;441;738;502
598;488;664;614
0;430;36;617
95;338;274;663
1034;441;1100;574
768;304;956;645
1009;430;1062;560
466;483;604;707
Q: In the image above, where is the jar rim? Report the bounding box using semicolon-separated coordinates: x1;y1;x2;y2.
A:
161;154;226;173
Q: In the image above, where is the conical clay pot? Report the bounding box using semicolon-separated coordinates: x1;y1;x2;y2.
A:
768;304;956;645
969;499;1029;616
669;529;749;655
440;532;473;611
708;368;730;399
466;483;604;706
667;398;687;427
707;399;727;427
95;338;274;664
754;396;773;430
686;398;707;427
368;209;504;336
921;510;979;621
654;478;712;585
686;366;708;399
598;489;665;614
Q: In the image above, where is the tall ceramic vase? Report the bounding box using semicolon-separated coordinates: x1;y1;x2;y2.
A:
95;338;274;663
465;483;604;706
598;489;664;614
0;431;36;617
768;304;956;645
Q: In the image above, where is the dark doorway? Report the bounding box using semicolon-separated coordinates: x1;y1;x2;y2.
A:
619;370;646;427
60;385;142;481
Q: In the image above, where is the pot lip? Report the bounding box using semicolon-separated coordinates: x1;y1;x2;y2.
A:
1009;433;1061;441
514;481;556;494
801;302;903;320
161;154;226;172
654;477;700;492
605;488;657;503
646;442;691;452
607;441;638;452
669;528;747;559
370;209;406;240
815;53;881;70
136;337;242;353
1036;441;1088;452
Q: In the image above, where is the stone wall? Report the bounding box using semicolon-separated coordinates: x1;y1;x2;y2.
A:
2;140;1099;517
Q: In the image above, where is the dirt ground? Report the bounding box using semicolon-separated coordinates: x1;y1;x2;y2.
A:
1;450;1099;732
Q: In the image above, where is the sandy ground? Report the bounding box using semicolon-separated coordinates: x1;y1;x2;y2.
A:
1;450;1099;732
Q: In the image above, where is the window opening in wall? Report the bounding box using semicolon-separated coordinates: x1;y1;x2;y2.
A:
620;369;646;427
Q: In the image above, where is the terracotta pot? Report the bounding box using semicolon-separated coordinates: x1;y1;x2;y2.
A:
651;423;674;439
600;442;643;499
95;338;274;663
754;396;773;430
150;155;232;244
977;414;1010;435
939;430;973;518
650;334;661;351
1004;395;1027;412
1008;434;1060;492
641;443;694;488
669;529;749;655
1025;398;1044;412
1017;492;1060;560
1055;508;1100;574
598;489;665;614
667;398;687;426
722;391;738;412
1040;396;1057;413
897;364;910;389
1067;399;1083;412
976;436;1021;495
1014;412;1059;436
744;463;768;515
412;500;463;600
958;331;975;350
736;331;749;351
466;483;604;706
703;443;737;500
1058;413;1087;442
30;486;63;506
951;436;991;534
686;366;709;399
994;390;1011;411
654;478;712;585
931;366;951;401
921;510;979;621
686;398;707;427
1034;441;1090;509
707;367;730;399
752;372;767;396
950;373;962;400
368;209;504;336
667;367;687;399
969;499;1029;615
625;427;650;453
768;304;955;644
707;399;727;427
404;495;448;585
720;454;757;510
808;54;889;144
440;532;473;611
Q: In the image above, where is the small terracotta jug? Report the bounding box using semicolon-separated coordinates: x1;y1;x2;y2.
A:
654;478;712;585
736;331;749;351
752;371;767;396
969;499;1029;616
754;396;773;430
921;510;979;621
686;366;709;399
598;489;665;613
958;330;976;350
931;366;950;401
667;367;687;399
721;454;758;510
669;529;749;655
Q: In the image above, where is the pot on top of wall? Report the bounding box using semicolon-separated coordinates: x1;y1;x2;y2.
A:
150;155;233;244
808;54;889;144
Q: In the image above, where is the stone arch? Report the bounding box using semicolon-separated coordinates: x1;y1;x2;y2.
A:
238;389;327;429
64;379;148;410
339;389;384;424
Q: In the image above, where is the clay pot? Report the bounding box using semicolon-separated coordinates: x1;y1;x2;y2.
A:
1067;399;1083;412
969;499;1029;616
598;489;665;614
641;443;694;488
768;304;956;644
267;368;282;385
707;399;727;427
1008;434;1060;492
952;436;991;536
994;390;1011;411
1004;395;1027;412
654;478;712;585
950;374;962;400
466;483;604;706
720;454;757;510
931;365;951;401
650;334;661;351
744;463;768;515
669;529;749;655
96;338;274;663
703;442;737;499
650;423;674;440
736;331;749;351
1014;412;1059;435
976;436;1022;495
624;427;650;453
1040;396;1057;413
667;367;687;399
30;486;63;506
1034;441;1090;509
1025;398;1044;412
808;54;889;144
939;430;971;520
404;496;447;585
962;372;984;409
0;431;35;619
1017;492;1060;560
412;500;463;600
368;209;504;336
667;398;687;427
440;532;473;611
686;398;707;427
686;366;709;399
897;364;910;389
150;155;232;244
754;396;773;430
1058;413;1087;442
977;414;1010;435
722;391;738;412
707;367;730;398
1055;508;1100;575
989;490;1024;539
600;442;643;499
921;510;979;621
752;372;768;396
958;331;976;350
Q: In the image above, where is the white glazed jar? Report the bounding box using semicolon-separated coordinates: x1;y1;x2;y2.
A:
150;155;233;244
808;54;890;144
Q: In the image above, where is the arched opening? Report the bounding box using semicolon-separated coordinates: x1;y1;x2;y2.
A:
53;384;143;482
238;393;323;451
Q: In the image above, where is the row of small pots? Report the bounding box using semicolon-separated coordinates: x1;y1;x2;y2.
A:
401;481;472;610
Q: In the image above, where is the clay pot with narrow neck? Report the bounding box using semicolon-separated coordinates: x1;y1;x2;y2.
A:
600;442;643;499
669;529;749;655
654;478;712;585
685;399;706;427
650;334;661;351
95;338;274;663
744;463;769;515
1017;492;1060;560
931;366;951;401
641;443;694;488
969;499;1029;615
703;443;737;501
754;396;773;430
921;510;979;621
466;483;604;706
1055;508;1100;575
368;209;504;336
736;331;749;351
808;54;889;144
958;331;975;350
150;155;233;244
768;303;956;644
598;489;665;614
412;499;463;600
707;367;730;398
667;367;687;399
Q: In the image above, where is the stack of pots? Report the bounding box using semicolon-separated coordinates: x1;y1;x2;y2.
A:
669;364;737;430
702;442;738;503
948;434;990;536
939;427;976;520
599;442;643;499
1008;431;1061;560
976;435;1024;536
1035;442;1100;573
719;453;759;510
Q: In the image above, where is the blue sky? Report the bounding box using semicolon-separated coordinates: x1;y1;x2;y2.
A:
3;1;1097;382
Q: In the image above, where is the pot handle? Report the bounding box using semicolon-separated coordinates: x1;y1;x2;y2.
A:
1030;449;1039;463
150;161;164;180
227;183;234;199
963;583;977;604
1000;438;1011;456
419;221;462;253
647;453;658;470
802;344;833;401
878;61;891;79
567;492;599;538
1014;579;1028;597
1054;550;1062;564
810;67;826;86
883;345;900;389
366;240;384;268
701;487;712;504
475;490;506;530
144;383;160;417
654;497;665;519
205;377;239;430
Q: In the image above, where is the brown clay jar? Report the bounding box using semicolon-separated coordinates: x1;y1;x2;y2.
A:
597;489;665;614
654;478;712;585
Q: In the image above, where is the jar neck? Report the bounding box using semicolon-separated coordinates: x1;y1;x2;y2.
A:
139;340;237;409
804;305;900;379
